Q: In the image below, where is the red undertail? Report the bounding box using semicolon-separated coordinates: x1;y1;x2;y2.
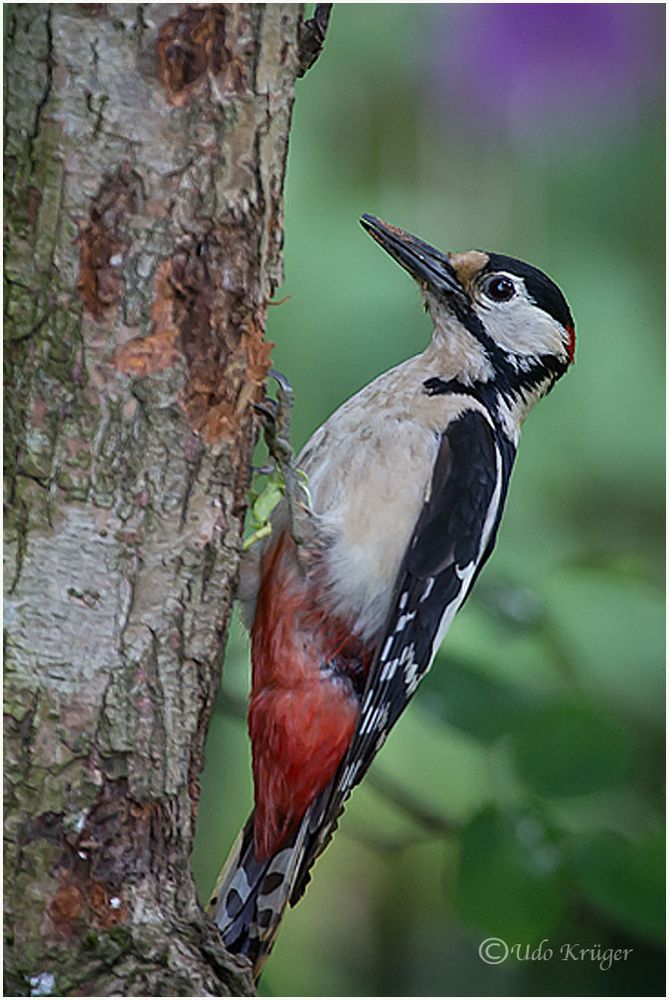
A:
249;533;373;861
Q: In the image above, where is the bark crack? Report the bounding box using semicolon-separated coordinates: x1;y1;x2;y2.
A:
29;5;54;173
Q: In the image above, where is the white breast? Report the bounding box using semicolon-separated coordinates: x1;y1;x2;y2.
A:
304;412;439;640
297;356;482;641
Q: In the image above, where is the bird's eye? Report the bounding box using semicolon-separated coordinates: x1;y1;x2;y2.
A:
483;275;516;302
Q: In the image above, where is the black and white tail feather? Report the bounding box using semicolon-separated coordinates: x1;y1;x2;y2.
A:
208;790;336;975
208;810;308;973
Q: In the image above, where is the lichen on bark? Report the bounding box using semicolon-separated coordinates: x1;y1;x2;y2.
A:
4;4;305;995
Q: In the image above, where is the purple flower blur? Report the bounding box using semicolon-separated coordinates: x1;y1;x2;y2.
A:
429;4;664;140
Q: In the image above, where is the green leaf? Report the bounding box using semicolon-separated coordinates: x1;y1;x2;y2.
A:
242;523;273;551
567;830;665;942
252;478;284;525
456;806;566;941
510;701;633;798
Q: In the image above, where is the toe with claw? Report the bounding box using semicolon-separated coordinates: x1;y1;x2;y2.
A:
253;370;313;547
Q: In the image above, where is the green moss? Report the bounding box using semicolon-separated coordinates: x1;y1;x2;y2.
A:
31;141;65;274
20;435;54;482
106;924;134;954
83;930;99;950
218;98;241;133
14;478;51;535
4;285;38;338
2;678;38;723
55;470;89;501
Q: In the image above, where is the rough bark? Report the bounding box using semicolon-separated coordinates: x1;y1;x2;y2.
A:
4;4;304;995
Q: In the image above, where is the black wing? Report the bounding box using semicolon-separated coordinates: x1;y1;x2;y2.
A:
292;406;514;901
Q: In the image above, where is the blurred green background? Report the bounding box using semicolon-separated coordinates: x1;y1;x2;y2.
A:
194;5;665;995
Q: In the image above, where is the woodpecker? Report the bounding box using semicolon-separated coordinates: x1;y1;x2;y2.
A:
209;215;575;975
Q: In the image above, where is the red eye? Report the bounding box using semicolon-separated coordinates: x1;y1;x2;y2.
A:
484;275;516;302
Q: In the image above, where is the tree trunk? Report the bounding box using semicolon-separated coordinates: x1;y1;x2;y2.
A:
4;4;305;995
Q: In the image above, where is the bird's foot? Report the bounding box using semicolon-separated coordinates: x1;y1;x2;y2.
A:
252;369;313;548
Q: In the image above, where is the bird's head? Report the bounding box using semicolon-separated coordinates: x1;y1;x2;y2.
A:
361;214;575;395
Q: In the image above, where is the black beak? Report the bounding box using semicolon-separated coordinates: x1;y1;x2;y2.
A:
360;214;467;305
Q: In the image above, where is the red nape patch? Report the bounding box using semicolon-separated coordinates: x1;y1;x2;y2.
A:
249;534;374;861
565;323;576;364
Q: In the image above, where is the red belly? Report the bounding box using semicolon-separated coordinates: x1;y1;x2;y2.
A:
249;534;372;861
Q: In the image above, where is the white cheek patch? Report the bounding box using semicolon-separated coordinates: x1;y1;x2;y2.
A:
481;289;566;359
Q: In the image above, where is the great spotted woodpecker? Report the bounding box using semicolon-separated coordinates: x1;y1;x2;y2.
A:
209;215;575;975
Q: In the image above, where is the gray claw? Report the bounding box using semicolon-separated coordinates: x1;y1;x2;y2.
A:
253;401;278;424
268;369;293;395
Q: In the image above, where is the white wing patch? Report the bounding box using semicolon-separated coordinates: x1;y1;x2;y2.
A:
394;611;416;633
